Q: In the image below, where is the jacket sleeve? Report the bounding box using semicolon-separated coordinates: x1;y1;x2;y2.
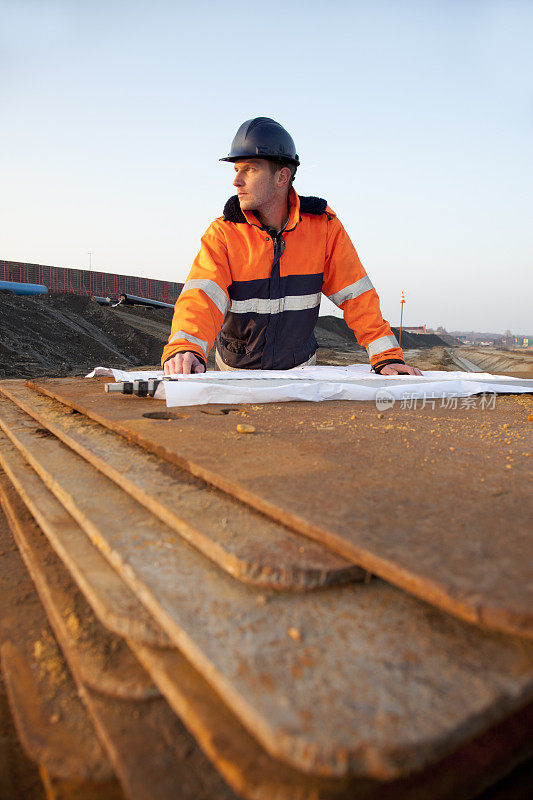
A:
161;222;232;367
322;213;404;370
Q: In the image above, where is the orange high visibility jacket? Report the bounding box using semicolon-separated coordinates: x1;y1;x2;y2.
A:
161;189;405;371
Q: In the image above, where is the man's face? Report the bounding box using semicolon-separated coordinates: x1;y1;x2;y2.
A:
232;159;278;212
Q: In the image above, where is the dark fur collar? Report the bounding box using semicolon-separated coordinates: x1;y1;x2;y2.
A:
299;195;328;215
223;194;327;223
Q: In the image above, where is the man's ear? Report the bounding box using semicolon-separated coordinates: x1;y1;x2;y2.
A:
276;166;292;189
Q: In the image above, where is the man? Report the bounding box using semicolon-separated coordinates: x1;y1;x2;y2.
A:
162;117;422;377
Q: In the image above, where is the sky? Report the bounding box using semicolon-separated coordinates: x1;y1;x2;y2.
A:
0;0;532;334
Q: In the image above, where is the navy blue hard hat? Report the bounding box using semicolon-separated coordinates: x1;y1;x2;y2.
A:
220;117;300;166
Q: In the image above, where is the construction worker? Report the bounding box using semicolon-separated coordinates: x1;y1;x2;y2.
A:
162;117;422;377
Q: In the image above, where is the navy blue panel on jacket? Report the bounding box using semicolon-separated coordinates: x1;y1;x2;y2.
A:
228;272;324;301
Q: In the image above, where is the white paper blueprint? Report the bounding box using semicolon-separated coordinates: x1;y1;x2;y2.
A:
86;364;533;407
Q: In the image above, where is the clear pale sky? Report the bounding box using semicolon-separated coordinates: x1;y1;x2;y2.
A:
1;0;532;334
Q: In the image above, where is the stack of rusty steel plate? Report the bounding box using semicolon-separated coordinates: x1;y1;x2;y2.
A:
0;376;531;800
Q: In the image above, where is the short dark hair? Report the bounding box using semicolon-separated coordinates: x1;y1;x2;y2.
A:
268;160;297;183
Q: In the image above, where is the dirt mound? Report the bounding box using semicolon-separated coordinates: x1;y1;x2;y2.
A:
390;328;448;349
405;347;457;371
0;293;165;379
315;316;363;350
315;317;448;350
437;333;464;347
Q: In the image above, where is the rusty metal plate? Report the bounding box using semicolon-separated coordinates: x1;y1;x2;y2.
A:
0;641;114;783
130;641;361;800
82;690;239;800
0;429;170;648
0;503;237;800
38;768;122;800
0;511;113;783
1;396;532;781
10;465;527;800
131;641;533;800
0;380;362;591
29;377;533;638
0;472;158;701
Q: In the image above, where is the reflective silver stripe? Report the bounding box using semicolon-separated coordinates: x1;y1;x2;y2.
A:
169;330;209;356
366;335;400;357
230;293;321;315
328;275;373;307
181;279;229;317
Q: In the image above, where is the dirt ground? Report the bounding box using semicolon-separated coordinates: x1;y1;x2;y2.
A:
316;345;459;371
0;292;167;379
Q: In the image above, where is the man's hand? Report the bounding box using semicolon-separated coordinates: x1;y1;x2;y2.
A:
379;363;423;376
163;352;206;375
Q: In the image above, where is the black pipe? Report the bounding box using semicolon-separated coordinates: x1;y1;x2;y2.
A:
117;292;175;310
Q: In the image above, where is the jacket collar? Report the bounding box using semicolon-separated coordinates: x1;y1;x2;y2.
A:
283;188;301;232
223;189;327;226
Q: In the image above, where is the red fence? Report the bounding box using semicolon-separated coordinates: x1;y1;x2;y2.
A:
1;260;182;305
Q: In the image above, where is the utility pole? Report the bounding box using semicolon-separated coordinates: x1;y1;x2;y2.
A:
399;291;405;347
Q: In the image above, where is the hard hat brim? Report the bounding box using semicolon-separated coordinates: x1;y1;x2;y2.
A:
219;154;300;166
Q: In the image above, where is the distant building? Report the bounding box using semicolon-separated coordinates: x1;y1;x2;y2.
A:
513;336;532;348
403;325;427;334
489;334;532;350
1;259;182;305
497;331;515;349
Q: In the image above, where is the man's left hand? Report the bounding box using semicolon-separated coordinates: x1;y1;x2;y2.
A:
379;363;423;376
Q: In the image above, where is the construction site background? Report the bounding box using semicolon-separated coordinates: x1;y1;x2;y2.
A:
1;290;532;381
